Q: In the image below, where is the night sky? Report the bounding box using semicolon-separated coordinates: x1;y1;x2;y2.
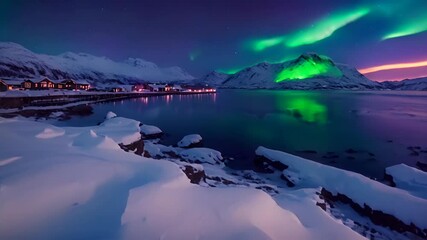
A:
1;0;427;81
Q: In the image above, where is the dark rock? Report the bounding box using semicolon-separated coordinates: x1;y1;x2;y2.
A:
254;155;288;172
383;172;396;187
141;132;163;140
207;176;235;185
280;173;295;187
119;137;144;155
255;185;278;194
181;165;205;184
316;202;327;211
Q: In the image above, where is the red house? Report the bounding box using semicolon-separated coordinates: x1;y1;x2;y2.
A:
38;78;55;89
21;80;35;89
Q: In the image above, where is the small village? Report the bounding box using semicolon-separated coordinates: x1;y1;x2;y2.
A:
0;77;216;93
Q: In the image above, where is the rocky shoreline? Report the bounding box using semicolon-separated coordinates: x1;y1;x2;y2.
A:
107;112;427;240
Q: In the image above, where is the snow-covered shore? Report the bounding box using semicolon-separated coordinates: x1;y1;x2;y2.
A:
0;114;425;240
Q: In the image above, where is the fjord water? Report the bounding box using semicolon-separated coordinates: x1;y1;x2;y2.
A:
56;90;427;178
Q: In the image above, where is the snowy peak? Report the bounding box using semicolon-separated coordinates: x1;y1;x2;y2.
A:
276;53;343;82
124;58;158;68
199;53;380;90
0;42;194;84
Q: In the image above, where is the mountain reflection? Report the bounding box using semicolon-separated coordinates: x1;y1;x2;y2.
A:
277;94;327;124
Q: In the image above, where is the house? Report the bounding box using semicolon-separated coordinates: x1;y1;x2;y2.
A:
59;79;75;90
185;85;216;92
21;79;36;90
75;80;90;90
59;79;90;90
3;79;24;90
109;87;124;92
0;80;7;92
132;83;150;92
172;84;184;92
37;77;55;89
148;84;172;92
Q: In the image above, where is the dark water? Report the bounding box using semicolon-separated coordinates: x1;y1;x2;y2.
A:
55;90;427;178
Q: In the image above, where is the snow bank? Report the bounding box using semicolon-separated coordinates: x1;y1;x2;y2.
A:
105;111;117;120
386;164;427;199
177;134;202;147
72;130;121;150
1;90;29;97
35;127;65;139
255;146;427;230
4;112;402;239
2;117;349;240
121;183;310;240
140;124;162;136
96;115;141;145
179;148;223;165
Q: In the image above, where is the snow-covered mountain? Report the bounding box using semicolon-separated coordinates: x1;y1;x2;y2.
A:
199;53;382;90
0;42;194;85
382;77;427;90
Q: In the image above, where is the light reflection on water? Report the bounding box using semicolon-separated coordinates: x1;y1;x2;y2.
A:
55;90;427;178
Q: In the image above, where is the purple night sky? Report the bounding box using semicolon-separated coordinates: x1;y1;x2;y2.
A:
1;0;427;81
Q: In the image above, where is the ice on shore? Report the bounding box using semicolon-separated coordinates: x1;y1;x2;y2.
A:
105;111;117;120
140;124;162;136
179;147;223;165
256;146;427;230
177;134;202;147
386;163;427;199
35;127;65;139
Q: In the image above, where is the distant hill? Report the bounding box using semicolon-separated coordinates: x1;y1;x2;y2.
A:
0;42;194;86
381;77;427;91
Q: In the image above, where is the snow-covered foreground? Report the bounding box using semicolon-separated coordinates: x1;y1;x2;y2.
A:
0;114;425;240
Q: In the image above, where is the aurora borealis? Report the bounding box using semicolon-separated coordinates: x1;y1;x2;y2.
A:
0;0;426;81
250;7;370;50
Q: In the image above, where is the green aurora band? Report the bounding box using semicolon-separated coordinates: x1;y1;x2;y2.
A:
251;36;285;52
249;7;370;51
275;56;342;82
383;18;427;40
285;7;370;47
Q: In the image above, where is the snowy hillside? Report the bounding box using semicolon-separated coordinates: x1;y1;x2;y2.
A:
0;42;194;85
199;53;382;90
382;77;427;91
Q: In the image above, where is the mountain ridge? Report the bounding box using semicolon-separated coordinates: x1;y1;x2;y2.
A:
0;42;194;86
